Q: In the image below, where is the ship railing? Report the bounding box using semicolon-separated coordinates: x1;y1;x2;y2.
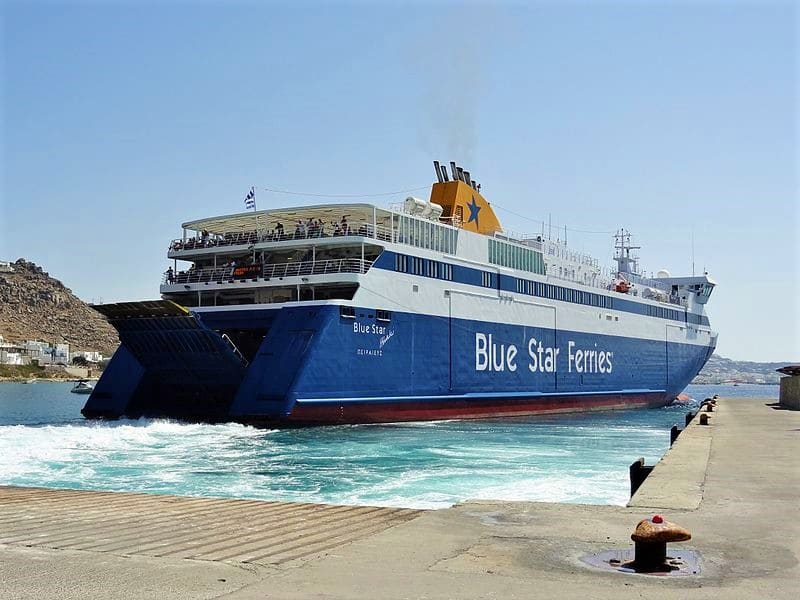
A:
169;220;394;252
162;258;374;285
543;270;685;308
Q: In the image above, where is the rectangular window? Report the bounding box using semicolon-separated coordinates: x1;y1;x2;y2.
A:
482;271;493;288
376;309;391;322
339;306;356;319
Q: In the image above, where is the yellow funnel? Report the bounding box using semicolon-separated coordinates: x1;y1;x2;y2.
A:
429;180;502;235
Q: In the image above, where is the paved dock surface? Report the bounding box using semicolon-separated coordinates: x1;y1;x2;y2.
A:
1;397;798;599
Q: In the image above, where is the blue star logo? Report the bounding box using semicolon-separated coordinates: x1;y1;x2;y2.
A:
466;196;481;226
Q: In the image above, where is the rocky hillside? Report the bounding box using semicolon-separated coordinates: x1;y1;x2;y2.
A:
0;259;119;356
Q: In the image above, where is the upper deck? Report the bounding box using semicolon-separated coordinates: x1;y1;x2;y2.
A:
161;161;713;313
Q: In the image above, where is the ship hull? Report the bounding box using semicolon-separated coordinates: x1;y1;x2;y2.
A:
82;302;715;425
239;391;665;426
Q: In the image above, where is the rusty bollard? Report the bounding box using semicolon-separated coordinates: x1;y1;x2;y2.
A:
685;410;697;427
630;515;692;572
705;402;714;412
699;413;710;425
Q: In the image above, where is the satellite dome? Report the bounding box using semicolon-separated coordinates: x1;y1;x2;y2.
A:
656;269;671;279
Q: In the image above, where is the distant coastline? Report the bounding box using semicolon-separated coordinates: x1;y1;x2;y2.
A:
691;354;790;385
0;364;97;383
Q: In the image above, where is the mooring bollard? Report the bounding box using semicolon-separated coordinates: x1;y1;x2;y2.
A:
705;402;714;412
699;413;710;425
685;411;696;427
630;515;692;572
670;425;681;446
629;457;654;496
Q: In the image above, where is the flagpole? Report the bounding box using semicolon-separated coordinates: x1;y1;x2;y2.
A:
252;186;262;240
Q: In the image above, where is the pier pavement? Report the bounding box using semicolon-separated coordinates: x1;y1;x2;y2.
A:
1;397;797;599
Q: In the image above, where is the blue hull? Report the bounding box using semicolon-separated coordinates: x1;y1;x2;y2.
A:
82;304;715;424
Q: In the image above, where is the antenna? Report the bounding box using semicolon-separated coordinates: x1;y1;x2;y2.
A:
613;228;641;276
691;228;695;277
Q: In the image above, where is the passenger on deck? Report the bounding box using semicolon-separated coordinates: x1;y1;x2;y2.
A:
166;267;174;283
275;222;285;240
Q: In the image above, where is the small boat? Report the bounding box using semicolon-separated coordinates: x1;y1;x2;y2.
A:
70;380;94;395
23;378;37;384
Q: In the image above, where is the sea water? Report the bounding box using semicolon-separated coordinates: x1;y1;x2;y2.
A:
0;383;777;509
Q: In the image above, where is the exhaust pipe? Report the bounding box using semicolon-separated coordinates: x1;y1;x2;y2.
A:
433;161;444;183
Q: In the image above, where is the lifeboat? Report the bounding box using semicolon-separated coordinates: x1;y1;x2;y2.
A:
614;279;632;293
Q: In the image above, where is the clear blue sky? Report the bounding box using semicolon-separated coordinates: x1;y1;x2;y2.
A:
1;1;797;362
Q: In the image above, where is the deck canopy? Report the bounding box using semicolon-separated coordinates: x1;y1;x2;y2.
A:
182;203;395;235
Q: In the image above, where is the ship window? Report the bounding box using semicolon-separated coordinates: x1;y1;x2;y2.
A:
482;272;492;288
339;306;356;319
517;279;525;293
376;310;391;322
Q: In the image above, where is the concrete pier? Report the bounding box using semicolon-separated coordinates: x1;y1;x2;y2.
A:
1;397;798;599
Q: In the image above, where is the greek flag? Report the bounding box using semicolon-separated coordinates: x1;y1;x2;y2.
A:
244;187;256;209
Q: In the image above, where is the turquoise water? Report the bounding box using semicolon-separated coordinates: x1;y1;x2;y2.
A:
0;383;777;508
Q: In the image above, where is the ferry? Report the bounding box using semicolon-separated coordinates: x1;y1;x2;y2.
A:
82;162;717;425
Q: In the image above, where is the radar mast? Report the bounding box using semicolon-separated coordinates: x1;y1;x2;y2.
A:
614;229;641;276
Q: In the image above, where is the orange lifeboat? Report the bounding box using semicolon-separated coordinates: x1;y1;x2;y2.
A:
614;279;631;293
